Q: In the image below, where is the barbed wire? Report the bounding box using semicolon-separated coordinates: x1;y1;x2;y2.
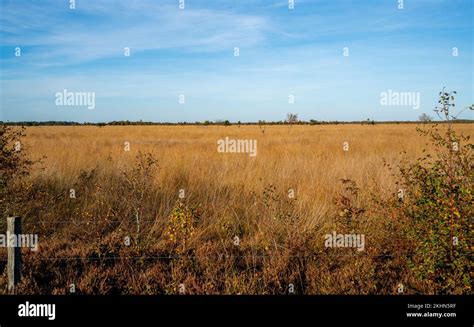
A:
0;252;415;262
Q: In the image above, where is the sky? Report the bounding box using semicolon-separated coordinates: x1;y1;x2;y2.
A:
0;0;472;122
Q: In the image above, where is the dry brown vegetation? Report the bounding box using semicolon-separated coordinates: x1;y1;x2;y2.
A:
0;123;472;294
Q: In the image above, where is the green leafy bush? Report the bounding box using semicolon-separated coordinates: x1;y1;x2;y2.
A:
397;90;473;294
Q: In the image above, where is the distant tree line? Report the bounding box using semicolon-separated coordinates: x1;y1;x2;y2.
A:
1;119;472;126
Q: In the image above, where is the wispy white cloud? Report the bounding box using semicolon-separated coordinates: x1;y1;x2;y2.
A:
1;0;270;66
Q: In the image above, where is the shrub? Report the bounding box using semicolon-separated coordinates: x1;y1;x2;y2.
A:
165;201;200;253
0;125;35;217
396;90;473;294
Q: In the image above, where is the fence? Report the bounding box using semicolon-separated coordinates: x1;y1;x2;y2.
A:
6;216;21;293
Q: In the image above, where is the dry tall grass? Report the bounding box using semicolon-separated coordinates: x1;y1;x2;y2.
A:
23;124;453;217
0;124;472;294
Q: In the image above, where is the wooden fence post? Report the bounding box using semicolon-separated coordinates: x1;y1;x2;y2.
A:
7;216;21;293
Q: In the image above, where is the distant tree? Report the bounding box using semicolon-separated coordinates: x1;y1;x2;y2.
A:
286;113;298;125
224;120;230;126
418;113;433;123
258;120;266;134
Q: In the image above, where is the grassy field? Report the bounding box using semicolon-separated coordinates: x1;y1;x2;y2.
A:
0;123;472;294
23;124;447;214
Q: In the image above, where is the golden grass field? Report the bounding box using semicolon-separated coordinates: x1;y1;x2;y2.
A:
1;123;472;295
25;123;470;222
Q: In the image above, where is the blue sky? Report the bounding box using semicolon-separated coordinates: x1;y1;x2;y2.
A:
0;0;472;122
